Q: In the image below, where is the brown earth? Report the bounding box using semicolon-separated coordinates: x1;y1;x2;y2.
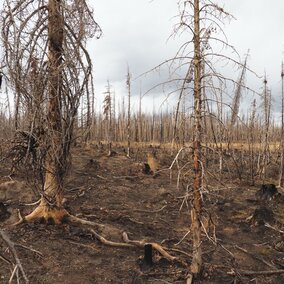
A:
0;144;283;283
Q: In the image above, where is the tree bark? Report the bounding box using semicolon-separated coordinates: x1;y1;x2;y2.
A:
279;63;284;187
126;68;131;157
190;0;203;276
22;0;66;224
44;0;64;206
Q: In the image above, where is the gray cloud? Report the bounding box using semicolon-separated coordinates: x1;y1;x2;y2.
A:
1;0;284;117
92;0;284;114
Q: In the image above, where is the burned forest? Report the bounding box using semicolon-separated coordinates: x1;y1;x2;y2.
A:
0;0;283;283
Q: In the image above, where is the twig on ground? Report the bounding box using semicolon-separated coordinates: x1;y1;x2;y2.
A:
113;175;139;180
10;209;24;226
89;229;133;248
228;269;284;276
67;240;99;251
66;186;85;192
0;230;29;283
123;216;144;225
133;205;167;213
235;245;277;270
66;214;105;228
22;199;41;206
265;223;284;234
218;241;235;258
168;248;192;259
96;175;108;180
0;253;12;265
9;265;18;284
174;229;191;246
200;219;216;245
15;243;43;257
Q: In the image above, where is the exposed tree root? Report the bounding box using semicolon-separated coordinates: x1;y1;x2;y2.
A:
66;214;104;228
88;228;133;248
122;231;188;268
122;231;176;262
12;198;104;229
13;200;69;225
11;201;188;269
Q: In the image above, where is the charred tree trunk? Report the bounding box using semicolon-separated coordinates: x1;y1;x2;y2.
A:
2;0;101;225
190;0;202;276
279;63;284;187
14;93;20;130
126;68;131;157
24;0;68;223
44;0;64;206
260;77;270;182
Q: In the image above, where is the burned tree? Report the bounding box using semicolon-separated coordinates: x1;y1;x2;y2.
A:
163;0;249;276
103;81;113;156
259;76;271;181
126;66;131;158
279;62;284;187
1;0;101;222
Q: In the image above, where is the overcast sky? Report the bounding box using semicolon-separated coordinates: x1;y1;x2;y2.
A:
1;1;284;117
91;0;284;117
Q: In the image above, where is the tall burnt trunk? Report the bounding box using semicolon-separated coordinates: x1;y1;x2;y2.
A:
44;0;64;206
190;0;203;276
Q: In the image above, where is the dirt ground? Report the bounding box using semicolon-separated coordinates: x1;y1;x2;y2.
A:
0;144;284;283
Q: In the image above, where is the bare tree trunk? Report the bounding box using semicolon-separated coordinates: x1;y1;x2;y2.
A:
126;67;131;157
14;93;20;130
112;91;116;142
279;63;284;187
103;81;112;155
138;91;143;142
190;0;202;275
249;99;256;185
2;0;101;225
261;77;270;182
43;0;64;206
160;111;164;145
20;0;68;224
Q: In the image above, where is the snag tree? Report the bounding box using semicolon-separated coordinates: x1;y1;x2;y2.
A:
169;0;246;276
1;0;101;223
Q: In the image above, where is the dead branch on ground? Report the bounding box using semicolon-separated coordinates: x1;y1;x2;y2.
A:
228;269;284;276
122;231;188;267
0;229;29;283
235;245;277;270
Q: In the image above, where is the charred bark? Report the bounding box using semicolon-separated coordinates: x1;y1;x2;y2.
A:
190;0;203;276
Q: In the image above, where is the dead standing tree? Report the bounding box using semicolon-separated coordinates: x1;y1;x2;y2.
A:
1;0;102;222
190;0;203;275
168;0;243;276
103;81;113;156
279;62;284;186
126;66;131;157
259;76;271;181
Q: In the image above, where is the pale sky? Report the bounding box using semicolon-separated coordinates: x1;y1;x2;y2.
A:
1;1;284;118
92;0;284;117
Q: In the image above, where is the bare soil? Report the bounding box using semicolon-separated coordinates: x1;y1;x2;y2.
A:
0;144;283;283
